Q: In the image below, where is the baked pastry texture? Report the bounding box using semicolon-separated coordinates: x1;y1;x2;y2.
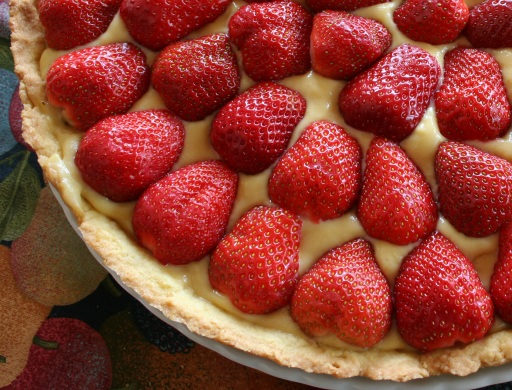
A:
10;0;512;382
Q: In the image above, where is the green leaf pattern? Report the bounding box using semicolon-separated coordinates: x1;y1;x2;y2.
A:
0;151;41;241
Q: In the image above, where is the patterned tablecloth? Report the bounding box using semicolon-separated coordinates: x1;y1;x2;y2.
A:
0;1;511;389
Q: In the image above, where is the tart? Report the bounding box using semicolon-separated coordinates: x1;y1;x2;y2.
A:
10;0;512;383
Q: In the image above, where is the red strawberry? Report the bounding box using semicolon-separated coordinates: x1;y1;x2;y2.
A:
465;0;512;48
210;82;306;174
393;0;469;45
75;109;185;202
435;141;512;237
310;11;391;80
394;231;494;352
290;238;392;348
132;160;238;265
119;0;231;51
306;0;390;12
268;120;362;222
208;205;302;314
38;0;122;50
228;0;313;82
357;137;438;245
490;221;512;323
338;44;440;142
46;42;150;131
435;48;511;141
151;33;240;122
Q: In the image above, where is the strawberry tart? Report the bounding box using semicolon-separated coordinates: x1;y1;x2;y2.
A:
10;0;512;383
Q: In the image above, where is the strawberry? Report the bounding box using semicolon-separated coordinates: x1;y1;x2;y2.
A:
464;0;512;49
46;42;150;131
435;48;511;141
310;11;391;80
394;231;494;352
435;141;512;237
290;238;392;348
268;120;362;222
393;0;469;45
38;0;122;50
490;221;512;323
338;44;440;142
75;109;185;202
228;0;313;82
132;160;238;265
357;137;437;245
208;205;302;314
210;82;306;174
306;0;390;12
151;34;240;122
119;0;231;51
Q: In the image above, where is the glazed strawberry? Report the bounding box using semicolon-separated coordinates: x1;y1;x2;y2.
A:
132;160;238;265
490;222;512;323
210;82;306;174
228;0;313;82
394;231;494;352
393;0;469;45
306;0;390;12
46;42;150;131
435;48;511;141
465;0;512;48
208;205;302;314
357;137;438;245
120;0;231;51
38;0;122;50
75;109;185;202
151;34;240;122
435;141;512;237
338;44;440;142
290;238;392;348
268;121;362;222
310;11;391;80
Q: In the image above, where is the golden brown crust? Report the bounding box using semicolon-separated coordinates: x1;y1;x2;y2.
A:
9;0;512;383
11;0;57;159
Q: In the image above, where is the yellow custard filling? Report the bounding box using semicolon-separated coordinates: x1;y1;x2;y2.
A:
36;0;512;353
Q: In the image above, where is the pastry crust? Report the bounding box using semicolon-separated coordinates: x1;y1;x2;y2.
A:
9;0;512;382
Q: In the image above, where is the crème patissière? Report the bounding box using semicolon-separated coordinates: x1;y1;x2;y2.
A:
10;0;512;383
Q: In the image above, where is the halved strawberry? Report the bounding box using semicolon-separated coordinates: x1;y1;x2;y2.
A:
120;0;231;51
435;141;512;237
132;160;238;265
151;33;241;122
490;221;512;323
290;238;392;348
393;0;469;45
38;0;122;50
75;109;185;202
338;44;440;142
268;120;362;222
46;42;150;131
310;10;391;80
394;231;494;352
435;48;511;141
306;0;390;12
210;82;306;174
228;0;313;82
208;205;302;315
464;0;512;48
357;137;438;245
